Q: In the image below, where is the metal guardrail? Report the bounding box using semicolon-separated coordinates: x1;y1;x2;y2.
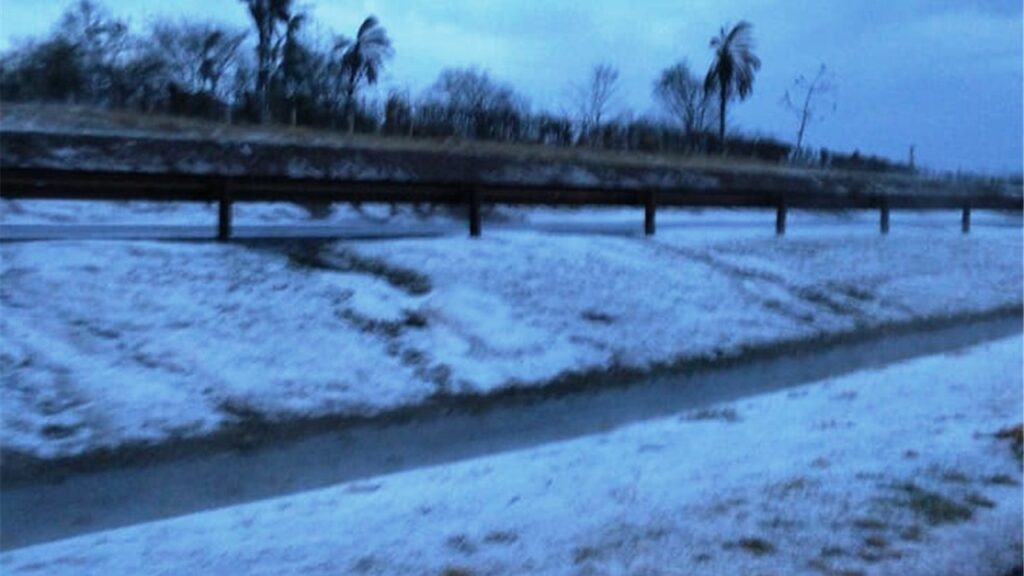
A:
1;167;1020;239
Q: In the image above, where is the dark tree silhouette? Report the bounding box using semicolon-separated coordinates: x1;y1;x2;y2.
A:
573;64;619;146
704;21;761;152
148;21;246;113
240;0;293;123
56;0;129;103
1;38;86;102
278;12;309;126
534;113;573;146
335;16;393;134
654;60;713;142
383;89;414;136
423;68;527;141
0;2;907;172
198;29;248;99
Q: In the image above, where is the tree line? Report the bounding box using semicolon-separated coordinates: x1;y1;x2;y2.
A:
0;0;913;173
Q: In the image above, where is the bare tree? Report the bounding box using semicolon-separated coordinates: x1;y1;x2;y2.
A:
781;63;836;154
112;45;167;112
147;21;246;98
198;29;248;100
422;67;527;141
57;0;130;103
653;60;714;139
574;64;620;145
225;53;256;123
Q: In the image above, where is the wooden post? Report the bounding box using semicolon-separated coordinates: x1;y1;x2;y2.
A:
775;200;787;236
644;189;657;236
216;180;232;241
468;187;482;238
961;206;971;234
879;198;890;235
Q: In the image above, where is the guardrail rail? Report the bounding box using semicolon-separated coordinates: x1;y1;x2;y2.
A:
2;166;1020;240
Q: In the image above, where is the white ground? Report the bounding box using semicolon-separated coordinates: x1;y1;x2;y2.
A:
1;203;1021;459
0;198;462;227
2;334;1021;576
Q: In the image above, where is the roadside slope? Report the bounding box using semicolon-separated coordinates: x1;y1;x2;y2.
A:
3;334;1020;575
1;217;1020;463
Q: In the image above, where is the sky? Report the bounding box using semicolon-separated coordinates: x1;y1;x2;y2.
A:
1;0;1021;174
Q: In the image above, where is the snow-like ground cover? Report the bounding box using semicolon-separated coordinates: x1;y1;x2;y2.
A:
1;206;1021;459
2;198;1018;230
0;198;463;227
2;335;1021;575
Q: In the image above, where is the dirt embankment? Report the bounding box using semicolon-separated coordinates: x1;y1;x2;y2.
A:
1;104;1017;201
3;306;1020;488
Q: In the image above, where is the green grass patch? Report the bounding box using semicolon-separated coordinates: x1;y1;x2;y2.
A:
893;482;973;525
285;244;432;296
286;248;336;272
985;474;1019;486
683;407;741;423
820;545;846;558
445;534;476;555
995;424;1024;462
898;525;924;542
863;535;888;549
725;537;776;556
573;545;600;564
337;309;428;339
851;517;888;531
964;492;996;509
581;310;615;325
938;469;970;484
334;250;433;296
483;531;518;545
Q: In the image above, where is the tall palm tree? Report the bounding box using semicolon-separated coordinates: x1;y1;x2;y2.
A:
240;0;292;123
279;12;308;126
704;21;761;152
335;16;393;134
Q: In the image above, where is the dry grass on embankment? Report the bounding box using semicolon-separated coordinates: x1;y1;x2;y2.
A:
1;103;1016;201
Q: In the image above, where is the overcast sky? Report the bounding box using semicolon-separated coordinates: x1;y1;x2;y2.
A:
2;0;1021;174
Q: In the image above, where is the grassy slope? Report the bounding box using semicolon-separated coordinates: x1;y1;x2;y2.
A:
2;103;1014;198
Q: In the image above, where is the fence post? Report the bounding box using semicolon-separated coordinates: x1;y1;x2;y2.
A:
879;197;890;235
644;189;657;236
216;180;232;241
468;187;482;238
961;206;971;234
775;198;787;236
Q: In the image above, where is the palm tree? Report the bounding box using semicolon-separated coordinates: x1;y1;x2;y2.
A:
240;0;293;123
335;16;393;134
704;21;761;152
279;12;308;126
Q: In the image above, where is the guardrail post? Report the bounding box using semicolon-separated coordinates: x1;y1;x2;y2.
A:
775;199;787;236
468;187;482;238
216;180;232;241
879;198;890;235
644;189;657;236
961;206;971;234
